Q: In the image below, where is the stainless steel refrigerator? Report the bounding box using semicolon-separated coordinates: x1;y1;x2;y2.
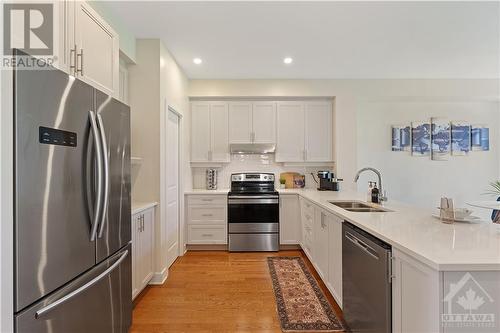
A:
13;53;132;332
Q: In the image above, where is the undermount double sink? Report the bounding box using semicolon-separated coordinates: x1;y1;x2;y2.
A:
329;201;392;213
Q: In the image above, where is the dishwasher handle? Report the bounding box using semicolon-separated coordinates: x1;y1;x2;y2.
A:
345;231;380;260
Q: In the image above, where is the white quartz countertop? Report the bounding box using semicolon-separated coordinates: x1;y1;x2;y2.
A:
185;188;500;271
281;189;500;271
184;189;230;195
132;201;158;215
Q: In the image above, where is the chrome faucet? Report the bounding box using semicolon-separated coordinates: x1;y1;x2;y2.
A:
354;167;388;203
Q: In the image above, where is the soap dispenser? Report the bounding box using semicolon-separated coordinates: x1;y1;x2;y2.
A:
371;182;380;204
367;182;373;202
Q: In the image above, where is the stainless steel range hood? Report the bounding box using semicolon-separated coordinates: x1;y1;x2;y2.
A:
230;143;276;154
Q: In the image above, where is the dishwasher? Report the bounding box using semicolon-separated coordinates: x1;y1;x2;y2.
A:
342;221;392;333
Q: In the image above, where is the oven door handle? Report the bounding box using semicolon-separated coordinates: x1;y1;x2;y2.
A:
228;198;279;204
228;195;279;199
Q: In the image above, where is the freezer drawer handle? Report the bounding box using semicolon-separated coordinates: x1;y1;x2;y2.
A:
345;232;379;260
96;113;110;238
35;250;129;319
88;111;103;241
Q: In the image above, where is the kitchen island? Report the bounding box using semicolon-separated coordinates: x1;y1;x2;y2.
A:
279;189;500;333
185;188;500;332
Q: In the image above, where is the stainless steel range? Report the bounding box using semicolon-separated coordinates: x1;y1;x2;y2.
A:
228;173;279;251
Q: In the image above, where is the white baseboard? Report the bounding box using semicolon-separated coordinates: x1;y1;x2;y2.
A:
149;267;168;285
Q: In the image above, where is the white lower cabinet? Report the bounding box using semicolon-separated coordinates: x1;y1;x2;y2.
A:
279;194;301;244
326;213;343;307
187;195;227;244
299;200;343;308
313;208;329;282
132;207;155;299
300;197;314;259
392;248;440;333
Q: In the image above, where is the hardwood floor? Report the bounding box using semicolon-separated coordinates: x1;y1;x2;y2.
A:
131;250;344;333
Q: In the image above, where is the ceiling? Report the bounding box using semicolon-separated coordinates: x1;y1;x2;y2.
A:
104;1;499;79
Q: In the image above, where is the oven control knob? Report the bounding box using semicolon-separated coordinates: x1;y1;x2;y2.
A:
264;176;268;180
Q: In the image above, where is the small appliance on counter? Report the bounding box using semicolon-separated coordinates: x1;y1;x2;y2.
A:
313;171;343;191
206;169;218;190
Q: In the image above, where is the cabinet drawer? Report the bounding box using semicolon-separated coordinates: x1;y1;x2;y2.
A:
188;225;227;244
188;206;226;224
188;195;226;206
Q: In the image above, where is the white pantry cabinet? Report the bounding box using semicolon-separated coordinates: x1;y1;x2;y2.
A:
55;1;119;96
132;206;155;299
228;101;276;144
276;101;333;163
191;102;229;163
279;194;301;245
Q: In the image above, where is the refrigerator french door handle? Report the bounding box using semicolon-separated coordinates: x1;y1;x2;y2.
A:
35;250;129;319
89;111;103;241
96;113;110;239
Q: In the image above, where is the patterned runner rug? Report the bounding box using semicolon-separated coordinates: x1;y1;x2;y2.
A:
267;257;345;332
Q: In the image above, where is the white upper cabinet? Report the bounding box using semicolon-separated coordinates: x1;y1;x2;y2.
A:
276;102;305;162
54;1;119;96
228;101;276;144
228;102;252;143
191;102;229;163
74;2;119;96
252;101;276;143
210;103;229;162
276;101;333;163
191;102;211;162
305;102;333;162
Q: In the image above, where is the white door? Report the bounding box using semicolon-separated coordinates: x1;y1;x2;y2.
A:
210;102;229;162
191;102;211;162
305;102;332;162
74;2;119;96
276;102;305;162
252;102;276;143
228;102;252;143
166;110;180;268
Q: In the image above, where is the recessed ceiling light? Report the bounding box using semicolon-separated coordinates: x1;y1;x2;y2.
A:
193;58;202;65
283;57;293;64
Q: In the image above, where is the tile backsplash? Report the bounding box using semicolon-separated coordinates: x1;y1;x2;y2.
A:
192;154;334;189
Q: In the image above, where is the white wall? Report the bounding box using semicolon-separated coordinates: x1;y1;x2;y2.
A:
189;79;500;214
357;99;499;219
129;39;190;279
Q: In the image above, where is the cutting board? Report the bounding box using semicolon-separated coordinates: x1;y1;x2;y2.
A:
280;172;300;189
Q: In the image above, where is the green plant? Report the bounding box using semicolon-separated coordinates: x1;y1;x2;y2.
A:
279;178;286;185
484;181;500;197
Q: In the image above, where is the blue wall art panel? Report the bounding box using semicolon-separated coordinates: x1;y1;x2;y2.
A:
392;125;411;151
451;121;471;156
471;125;490;151
431;118;450;161
411;121;431;156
